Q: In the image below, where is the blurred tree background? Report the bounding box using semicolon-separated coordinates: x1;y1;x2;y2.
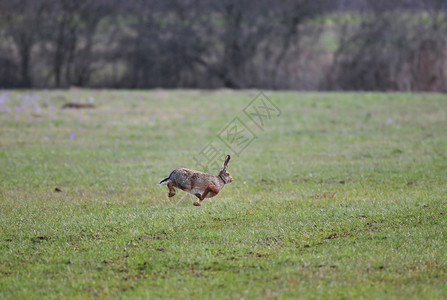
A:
0;0;446;91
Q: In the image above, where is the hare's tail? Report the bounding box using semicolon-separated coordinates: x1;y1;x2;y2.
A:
158;177;171;185
158;170;174;185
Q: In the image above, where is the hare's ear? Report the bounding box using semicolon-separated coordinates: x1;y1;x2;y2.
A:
222;155;231;170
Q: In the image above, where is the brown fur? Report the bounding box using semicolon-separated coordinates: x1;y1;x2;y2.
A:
159;155;233;206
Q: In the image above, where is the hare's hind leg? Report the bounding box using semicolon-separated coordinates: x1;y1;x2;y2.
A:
167;181;176;197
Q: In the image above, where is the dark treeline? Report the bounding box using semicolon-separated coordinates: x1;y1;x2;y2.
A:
1;0;446;91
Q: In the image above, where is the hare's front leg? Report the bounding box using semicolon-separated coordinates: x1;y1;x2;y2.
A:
193;196;202;206
193;187;217;206
167;181;176;197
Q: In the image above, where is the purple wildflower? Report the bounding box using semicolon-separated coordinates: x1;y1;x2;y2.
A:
0;94;8;104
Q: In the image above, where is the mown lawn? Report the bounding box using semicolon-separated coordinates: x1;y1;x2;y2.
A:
0;90;446;299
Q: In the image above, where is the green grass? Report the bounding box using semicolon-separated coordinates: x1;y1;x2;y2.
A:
1;90;446;299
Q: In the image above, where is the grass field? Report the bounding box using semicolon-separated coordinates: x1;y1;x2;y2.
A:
0;90;446;299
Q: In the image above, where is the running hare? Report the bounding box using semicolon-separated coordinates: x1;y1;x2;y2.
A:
159;155;233;206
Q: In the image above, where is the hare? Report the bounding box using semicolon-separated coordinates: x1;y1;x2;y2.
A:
159;155;233;206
